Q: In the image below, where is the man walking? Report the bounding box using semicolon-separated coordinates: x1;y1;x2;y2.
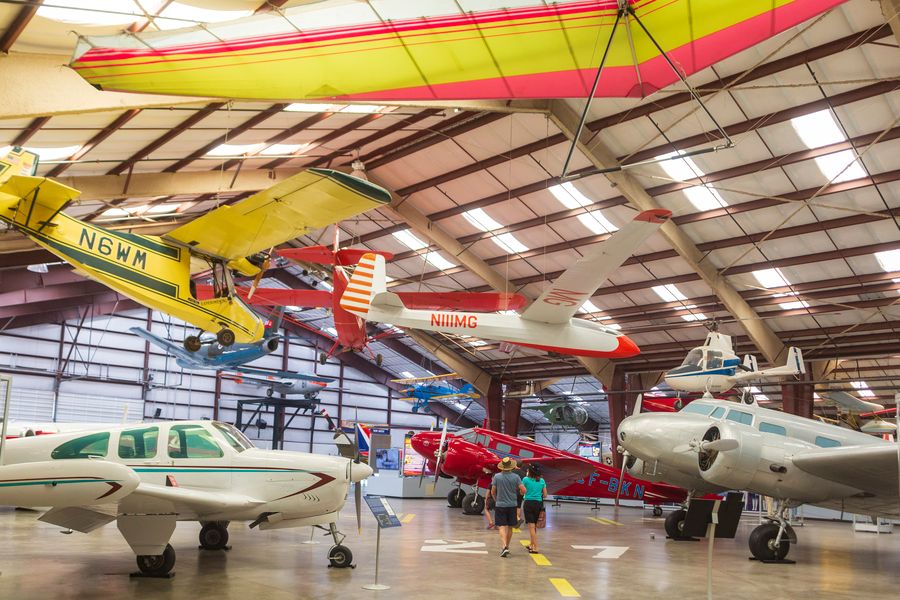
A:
491;457;526;557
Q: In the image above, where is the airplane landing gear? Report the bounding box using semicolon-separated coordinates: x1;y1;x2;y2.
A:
461;492;484;515
447;487;466;508
319;352;329;365
216;328;236;347
326;522;354;568
184;335;202;352
749;501;794;562
664;508;690;540
135;544;176;577
375;353;383;367
652;505;663;517
199;521;230;550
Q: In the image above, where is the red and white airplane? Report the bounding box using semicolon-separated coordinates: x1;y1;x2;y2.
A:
410;426;689;514
340;209;672;358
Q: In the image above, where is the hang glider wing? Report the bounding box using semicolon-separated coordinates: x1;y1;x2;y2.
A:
397;291;527;312
69;0;847;100
819;390;885;414
519;457;599;495
521;209;670;324
129;326;199;365
162;169;389;261
792;444;899;498
196;284;333;309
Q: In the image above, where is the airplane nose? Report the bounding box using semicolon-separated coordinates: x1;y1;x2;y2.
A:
614;335;640;358
350;461;373;483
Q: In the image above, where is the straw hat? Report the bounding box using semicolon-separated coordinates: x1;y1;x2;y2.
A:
497;456;517;471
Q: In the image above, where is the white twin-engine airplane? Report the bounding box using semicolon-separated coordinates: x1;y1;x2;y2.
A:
0;420;372;576
340;209;672;358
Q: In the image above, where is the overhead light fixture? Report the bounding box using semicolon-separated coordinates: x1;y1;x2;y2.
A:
350;158;368;181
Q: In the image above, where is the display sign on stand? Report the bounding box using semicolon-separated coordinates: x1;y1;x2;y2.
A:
681;492;745;600
362;495;401;591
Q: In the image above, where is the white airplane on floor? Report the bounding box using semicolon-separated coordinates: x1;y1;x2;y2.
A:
663;329;804;393
616;395;899;562
0;420;372;576
340;209;672;358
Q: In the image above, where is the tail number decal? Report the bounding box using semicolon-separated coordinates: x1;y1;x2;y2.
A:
543;288;585;307
430;313;477;328
79;229;147;270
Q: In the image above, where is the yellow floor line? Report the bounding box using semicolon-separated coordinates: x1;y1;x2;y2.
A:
512;527;520;533
401;514;415;523
519;540;531;546
589;517;622;526
550;578;580;597
531;553;551;566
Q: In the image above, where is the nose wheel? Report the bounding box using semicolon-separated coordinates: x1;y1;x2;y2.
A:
461;492;485;515
447;487;466;508
324;522;355;568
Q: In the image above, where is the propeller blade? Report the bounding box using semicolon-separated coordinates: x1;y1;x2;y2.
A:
632;393;643;416
614;451;629;506
673;443;693;454
355;471;362;534
247;247;274;299
702;438;739;452
433;418;449;485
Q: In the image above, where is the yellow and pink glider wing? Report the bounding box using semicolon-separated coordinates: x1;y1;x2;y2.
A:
69;0;847;101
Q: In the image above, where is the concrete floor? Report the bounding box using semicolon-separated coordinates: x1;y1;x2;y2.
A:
0;500;897;599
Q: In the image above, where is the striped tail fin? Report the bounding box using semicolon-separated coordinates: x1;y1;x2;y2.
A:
340;253;386;316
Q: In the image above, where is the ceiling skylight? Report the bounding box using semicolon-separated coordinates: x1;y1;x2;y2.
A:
154;2;252;30
258;143;308;156
400;371;415;379
577;212;618;235
462;208;529;253
205;143;264;157
753;268;790;289
652;284;687;303
875;249;900;272
424;252;456;271
323;326;338;336
656;151;704;182
790;109;866;183
777;299;809;310
24;145;82;161
850;381;875;398
579;300;601;314
285;103;337;112
549;182;593;208
391;230;456;271
38;0;141;26
681;311;707;322
683;186;727;211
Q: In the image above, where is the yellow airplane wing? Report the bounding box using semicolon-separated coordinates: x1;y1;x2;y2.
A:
0;175;82;228
390;372;459;384
162;168;390;261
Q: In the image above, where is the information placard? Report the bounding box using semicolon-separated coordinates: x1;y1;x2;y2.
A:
364;495;402;529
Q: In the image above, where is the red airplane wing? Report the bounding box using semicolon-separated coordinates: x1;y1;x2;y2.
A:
277;245;336;265
519;456;598;494
859;407;897;418
335;248;394;266
195;284;332;308
397;291;527;312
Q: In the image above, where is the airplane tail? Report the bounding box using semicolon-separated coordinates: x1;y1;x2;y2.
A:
0;147;39;182
742;354;758;372
786;346;806;375
340;253;404;315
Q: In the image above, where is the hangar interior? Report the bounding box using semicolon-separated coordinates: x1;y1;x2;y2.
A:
0;0;898;598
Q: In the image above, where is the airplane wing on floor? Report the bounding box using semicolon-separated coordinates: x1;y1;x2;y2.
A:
129;327;197;365
162;169;389;261
519;457;598;495
520;209;670;324
792;444;899;498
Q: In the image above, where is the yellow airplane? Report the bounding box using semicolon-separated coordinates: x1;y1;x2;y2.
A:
0;147;390;349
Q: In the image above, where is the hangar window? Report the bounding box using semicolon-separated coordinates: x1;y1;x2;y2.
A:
726;410;753;426
759;422;786;436
167;425;224;459
814;436;841;448
51;432;110;459
119;427;159;459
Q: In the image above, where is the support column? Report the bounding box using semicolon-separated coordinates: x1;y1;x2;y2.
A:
607;367;627;469
503;396;522;437
782;368;814;419
485;377;503;432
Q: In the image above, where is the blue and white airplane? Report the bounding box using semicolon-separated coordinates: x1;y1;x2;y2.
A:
664;330;804;394
391;373;480;414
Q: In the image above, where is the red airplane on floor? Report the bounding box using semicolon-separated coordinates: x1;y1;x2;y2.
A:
200;243;525;366
410;426;689;515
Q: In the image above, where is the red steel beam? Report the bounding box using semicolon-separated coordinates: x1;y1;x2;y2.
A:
11;116;51;147
0;1;42;52
46;110;142;178
260;112;384;171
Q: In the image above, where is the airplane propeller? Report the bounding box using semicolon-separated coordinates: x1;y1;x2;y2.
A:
247;246;275;300
321;408;364;533
432;418;449;487
615;394;643;506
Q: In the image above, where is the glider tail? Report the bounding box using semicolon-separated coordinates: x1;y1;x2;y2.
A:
340;253;387;316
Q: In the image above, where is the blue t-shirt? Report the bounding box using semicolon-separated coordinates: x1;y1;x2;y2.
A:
491;471;523;508
522;476;546;502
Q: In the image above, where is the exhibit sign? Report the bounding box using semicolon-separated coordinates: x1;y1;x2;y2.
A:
364;495;401;529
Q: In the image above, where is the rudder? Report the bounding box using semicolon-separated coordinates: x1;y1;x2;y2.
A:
339;253;386;315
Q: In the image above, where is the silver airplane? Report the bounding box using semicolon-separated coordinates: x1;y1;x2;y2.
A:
616;395;899;562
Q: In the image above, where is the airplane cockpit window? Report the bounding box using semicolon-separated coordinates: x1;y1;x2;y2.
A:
119;426;159;459
475;433;491;446
168;424;224;458
680;403;715;416
51;432;110;459
213;422;254;452
456;429;477;443
710;407;726;419
680;348;703;367
726;409;754;426
814;436;841;448
706;350;724;369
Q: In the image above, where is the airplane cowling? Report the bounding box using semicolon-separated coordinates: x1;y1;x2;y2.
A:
440;440;496;483
696;424;857;503
0;460;140;508
264;337;280;353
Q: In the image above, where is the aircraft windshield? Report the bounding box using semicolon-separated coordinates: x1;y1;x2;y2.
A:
213;422;254;452
680;402;716;416
680;348;703;367
455;428;477;443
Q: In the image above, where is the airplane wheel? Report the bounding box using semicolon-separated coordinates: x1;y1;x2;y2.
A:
199;522;229;550
217;328;236;347
665;509;689;539
461;492;484;515
319;352;329;365
653;506;663;517
184;336;202;352
447;488;466;508
266;388;274;398
328;544;353;568
748;523;790;561
375;353;383;367
136;544;176;576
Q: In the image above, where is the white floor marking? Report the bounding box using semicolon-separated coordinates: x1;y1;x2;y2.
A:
570;545;629;559
421;539;488;554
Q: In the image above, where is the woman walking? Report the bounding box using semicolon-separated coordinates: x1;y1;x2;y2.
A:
522;464;547;554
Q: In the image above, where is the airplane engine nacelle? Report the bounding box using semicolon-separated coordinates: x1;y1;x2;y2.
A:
0;460;140;507
264;337;280;353
440;440;496;484
697;424;858;503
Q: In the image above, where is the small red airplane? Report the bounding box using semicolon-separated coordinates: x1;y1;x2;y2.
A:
410;426;689;514
641;395;698;413
198;241;525;366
